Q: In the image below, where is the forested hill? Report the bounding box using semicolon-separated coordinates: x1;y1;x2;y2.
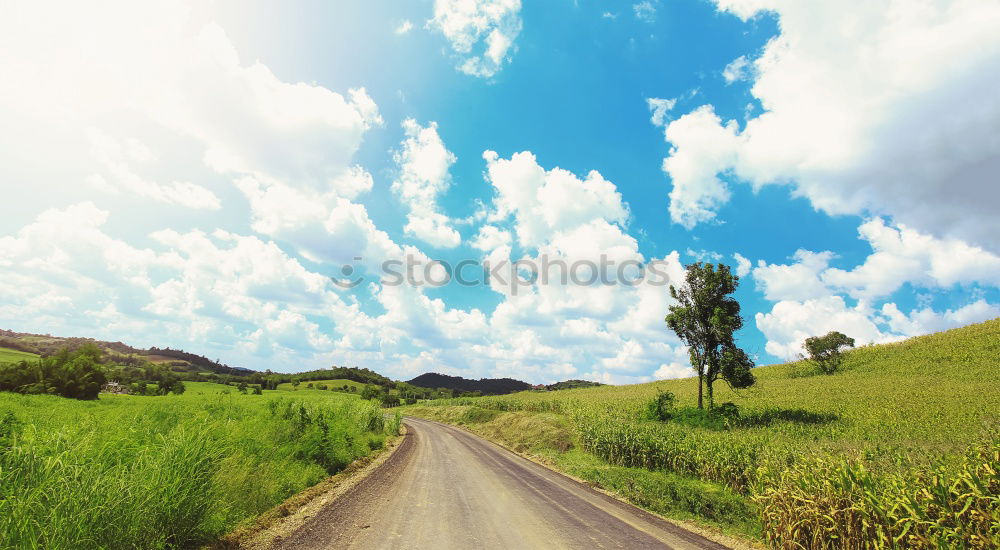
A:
407;372;533;395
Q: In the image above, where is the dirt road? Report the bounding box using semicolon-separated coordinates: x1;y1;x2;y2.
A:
275;417;729;549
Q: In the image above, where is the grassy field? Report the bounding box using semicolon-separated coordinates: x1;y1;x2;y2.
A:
0;347;39;363
405;318;1000;548
275;378;366;392
0;384;401;549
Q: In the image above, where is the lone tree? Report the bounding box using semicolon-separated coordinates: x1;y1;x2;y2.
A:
804;331;855;374
666;262;755;409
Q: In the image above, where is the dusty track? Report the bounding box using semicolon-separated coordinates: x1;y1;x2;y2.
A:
275;417;730;549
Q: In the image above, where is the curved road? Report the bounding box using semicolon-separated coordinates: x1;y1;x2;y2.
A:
276;417;729;549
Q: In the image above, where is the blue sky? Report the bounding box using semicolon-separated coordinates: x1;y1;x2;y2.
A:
1;0;998;383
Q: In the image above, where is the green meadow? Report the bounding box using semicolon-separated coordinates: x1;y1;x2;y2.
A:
0;347;39;364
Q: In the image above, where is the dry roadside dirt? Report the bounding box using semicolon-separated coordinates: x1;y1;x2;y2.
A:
273;417;731;549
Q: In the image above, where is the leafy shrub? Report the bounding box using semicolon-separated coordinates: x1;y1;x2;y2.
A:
713;402;740;422
386;411;403;436
380;393;401;408
0;344;107;399
671;406;732;431
360;385;381;400
645;390;676;421
804;331;855;374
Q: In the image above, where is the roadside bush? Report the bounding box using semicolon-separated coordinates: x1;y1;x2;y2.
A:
386;411;402;436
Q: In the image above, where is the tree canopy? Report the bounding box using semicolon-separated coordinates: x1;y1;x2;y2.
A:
666;262;755;409
0;344;107;399
804;331;855;374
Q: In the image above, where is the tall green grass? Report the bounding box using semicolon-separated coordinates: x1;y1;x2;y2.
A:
0;390;395;549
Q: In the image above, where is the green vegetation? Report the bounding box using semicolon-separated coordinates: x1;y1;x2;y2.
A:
644;389;676;421
0;345;107;399
0;387;399;549
545;379;604;391
405;319;1000;548
407;372;532;395
0;347;38;364
666;262;755;409
0;330;246;377
803;330;855;375
0;344;193;399
277;378;365;392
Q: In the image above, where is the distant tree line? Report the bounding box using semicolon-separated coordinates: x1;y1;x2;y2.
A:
544;380;604;391
406;373;532;395
0;345;107;399
0;331;602;404
0;344;191;400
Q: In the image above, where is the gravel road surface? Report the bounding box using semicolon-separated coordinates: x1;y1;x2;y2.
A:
275;417;730;550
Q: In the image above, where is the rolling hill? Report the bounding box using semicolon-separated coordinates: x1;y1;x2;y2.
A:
0;329;251;376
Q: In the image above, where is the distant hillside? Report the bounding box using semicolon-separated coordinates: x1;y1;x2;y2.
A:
0;329;252;377
286;366;394;387
407;372;532;395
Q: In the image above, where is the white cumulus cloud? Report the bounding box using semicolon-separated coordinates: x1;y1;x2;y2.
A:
646;97;677;127
722;55;751;84
749;217;1000;359
429;0;522;78
660;0;1000;251
392;119;461;248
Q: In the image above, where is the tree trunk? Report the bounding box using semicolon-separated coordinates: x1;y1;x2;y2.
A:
697;368;704;409
707;379;714;410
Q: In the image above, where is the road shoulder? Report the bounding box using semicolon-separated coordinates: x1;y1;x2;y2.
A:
404;412;762;550
212;425;409;550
